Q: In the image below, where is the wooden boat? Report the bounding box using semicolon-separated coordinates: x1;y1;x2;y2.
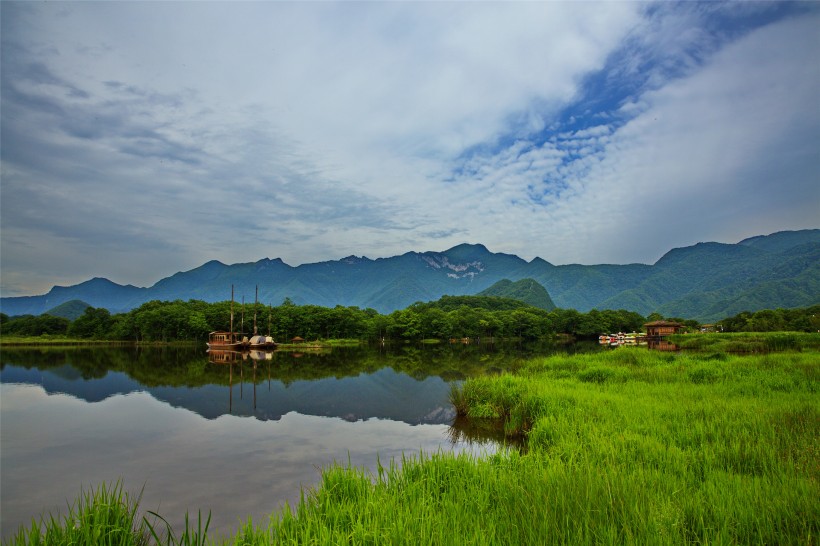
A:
207;331;247;350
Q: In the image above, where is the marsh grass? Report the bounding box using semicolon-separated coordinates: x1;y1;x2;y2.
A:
445;347;819;543
0;336;133;346
670;331;820;353
6;482;148;546
5;482;211;546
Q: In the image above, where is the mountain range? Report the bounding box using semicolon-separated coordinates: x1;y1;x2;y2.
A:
2;230;818;322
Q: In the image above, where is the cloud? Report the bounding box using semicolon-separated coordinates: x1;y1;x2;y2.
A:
435;8;820;265
1;2;818;296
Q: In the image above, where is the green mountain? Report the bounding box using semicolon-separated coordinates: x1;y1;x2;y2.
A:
1;230;817;321
478;279;556;310
44;299;91;320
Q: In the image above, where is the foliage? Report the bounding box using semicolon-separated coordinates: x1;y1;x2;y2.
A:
718;304;820;333
477;278;557;310
0;314;69;337
43;300;91;320
4;298;646;343
411;294;532;312
5;294;819;346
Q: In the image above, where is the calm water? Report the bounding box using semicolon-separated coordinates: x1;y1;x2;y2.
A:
0;342;593;540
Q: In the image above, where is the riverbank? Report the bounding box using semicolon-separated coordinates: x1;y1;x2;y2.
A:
669;331;820;352
0;336;366;348
0;336;200;347
7;341;818;545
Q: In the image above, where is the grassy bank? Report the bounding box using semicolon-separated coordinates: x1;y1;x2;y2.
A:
669;331;820;353
0;336;202;347
0;335;133;346
7;344;819;545
449;347;818;543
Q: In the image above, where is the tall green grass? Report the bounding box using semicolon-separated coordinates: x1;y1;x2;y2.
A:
5;482;210;546
670;331;820;353
446;348;819;543
6;482;148;546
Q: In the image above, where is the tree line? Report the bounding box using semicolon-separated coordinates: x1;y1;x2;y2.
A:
717;304;820;333
1;298;817;342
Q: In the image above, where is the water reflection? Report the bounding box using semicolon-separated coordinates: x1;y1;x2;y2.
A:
1;342;596;424
447;416;526;451
646;339;680;351
0;342;592;540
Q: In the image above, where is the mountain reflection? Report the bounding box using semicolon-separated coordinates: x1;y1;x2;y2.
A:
0;343;555;426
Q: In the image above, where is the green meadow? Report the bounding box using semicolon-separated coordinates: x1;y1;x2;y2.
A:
7;335;819;545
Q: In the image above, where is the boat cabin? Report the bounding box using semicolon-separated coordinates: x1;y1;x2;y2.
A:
207;331;246;349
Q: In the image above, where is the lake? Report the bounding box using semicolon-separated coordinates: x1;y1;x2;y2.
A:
0;341;595;540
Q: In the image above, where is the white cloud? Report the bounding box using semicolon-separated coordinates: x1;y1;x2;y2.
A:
536;11;820;263
1;2;818;296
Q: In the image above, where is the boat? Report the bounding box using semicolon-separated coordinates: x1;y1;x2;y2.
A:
207;331;247;350
248;334;277;349
248;285;277;349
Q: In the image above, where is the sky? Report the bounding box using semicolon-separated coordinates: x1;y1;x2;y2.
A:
1;1;819;297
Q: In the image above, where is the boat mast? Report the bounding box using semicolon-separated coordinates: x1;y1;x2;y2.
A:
230;285;235;335
253;285;258;335
241;295;245;336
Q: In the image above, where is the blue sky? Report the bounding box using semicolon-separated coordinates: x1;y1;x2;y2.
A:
1;1;818;296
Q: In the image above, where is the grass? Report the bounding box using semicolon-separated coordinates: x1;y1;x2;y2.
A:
0;336;199;347
7;339;819;545
5;481;211;546
669;331;820;353
447;347;819;543
0;335;132;346
6;482;148;546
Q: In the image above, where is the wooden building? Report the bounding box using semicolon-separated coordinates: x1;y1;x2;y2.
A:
644;320;684;337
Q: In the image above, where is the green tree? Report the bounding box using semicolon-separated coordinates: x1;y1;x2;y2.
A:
69;307;114;339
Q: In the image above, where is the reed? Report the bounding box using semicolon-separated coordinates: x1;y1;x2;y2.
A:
5;481;148;546
670;331;820;352
4;482;212;546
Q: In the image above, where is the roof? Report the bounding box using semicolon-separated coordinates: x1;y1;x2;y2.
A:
643;320;684;327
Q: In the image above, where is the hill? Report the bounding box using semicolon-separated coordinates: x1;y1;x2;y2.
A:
478;279;556;310
44;300;91;320
1;230;817;321
412;295;533;312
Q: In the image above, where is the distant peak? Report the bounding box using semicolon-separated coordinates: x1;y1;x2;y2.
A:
340;255;372;265
445;243;489;253
85;277;119;286
529;256;554;267
255;257;286;265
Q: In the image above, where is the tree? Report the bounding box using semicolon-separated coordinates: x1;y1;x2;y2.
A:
69;307;114;339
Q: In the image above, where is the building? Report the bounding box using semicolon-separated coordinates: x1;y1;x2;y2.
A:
644;320;684;337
